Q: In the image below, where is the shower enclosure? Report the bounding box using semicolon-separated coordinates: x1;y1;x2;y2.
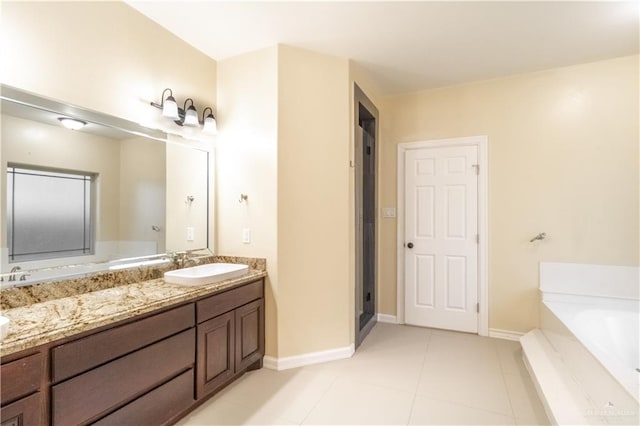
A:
354;84;379;348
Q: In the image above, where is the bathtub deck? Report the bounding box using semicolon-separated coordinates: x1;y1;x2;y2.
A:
521;329;591;425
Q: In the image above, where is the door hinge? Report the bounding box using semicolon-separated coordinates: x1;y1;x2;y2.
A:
472;164;479;175
476;303;480;313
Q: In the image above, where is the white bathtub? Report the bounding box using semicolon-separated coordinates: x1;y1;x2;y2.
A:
522;262;640;425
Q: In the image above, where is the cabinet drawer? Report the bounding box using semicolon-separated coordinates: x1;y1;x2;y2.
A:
52;304;194;382
92;369;194;426
52;329;195;426
0;392;41;426
197;280;263;323
0;353;42;405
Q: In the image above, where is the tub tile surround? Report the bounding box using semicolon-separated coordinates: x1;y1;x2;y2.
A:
521;262;640;425
0;255;266;357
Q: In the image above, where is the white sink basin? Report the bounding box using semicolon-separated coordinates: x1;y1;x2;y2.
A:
164;263;249;286
0;316;9;341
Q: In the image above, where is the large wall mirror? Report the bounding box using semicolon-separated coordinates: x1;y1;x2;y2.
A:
0;85;212;285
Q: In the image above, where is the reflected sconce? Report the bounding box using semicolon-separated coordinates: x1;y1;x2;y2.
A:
150;88;217;133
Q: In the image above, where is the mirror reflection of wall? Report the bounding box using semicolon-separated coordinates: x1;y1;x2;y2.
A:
166;143;208;252
1;111;167;272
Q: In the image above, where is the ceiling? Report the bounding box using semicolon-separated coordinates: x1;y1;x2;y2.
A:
127;1;639;95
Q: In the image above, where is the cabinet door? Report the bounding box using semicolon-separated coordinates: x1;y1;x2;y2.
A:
235;299;264;372
197;311;235;399
0;392;41;426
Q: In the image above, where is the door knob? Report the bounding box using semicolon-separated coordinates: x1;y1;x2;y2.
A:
407;242;414;249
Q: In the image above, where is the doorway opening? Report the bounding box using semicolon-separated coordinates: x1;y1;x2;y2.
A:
354;84;379;348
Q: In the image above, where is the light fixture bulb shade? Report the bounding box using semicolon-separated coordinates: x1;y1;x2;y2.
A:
58;117;87;130
203;115;217;134
184;105;199;127
162;96;179;119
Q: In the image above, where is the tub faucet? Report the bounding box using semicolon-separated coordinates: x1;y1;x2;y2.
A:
529;232;546;243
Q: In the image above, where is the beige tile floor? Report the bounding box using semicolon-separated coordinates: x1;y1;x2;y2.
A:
177;323;550;425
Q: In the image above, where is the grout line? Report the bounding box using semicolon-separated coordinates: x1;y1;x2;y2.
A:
494;340;519;421
412;395;518;422
297;360;347;424
406;328;432;424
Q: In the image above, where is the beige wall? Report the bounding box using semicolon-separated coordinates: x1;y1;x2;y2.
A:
380;55;640;332
277;45;351;356
216;47;279;356
216;45;352;357
1;1;216;127
1;1;217;255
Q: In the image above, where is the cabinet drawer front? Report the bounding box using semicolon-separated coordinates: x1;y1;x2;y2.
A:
52;304;195;382
0;392;41;426
197;279;263;323
92;369;194;426
52;329;195;426
0;353;42;405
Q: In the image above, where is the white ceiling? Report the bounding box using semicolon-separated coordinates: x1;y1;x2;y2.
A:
127;1;639;95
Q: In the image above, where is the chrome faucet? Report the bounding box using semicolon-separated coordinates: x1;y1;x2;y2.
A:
171;252;188;269
9;266;21;282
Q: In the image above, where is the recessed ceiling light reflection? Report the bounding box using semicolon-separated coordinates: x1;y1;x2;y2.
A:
57;117;87;130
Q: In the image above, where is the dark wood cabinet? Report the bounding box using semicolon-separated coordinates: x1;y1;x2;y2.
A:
51;304;194;383
92;369;194;426
0;393;41;426
0;353;43;426
0;277;265;426
196;280;265;400
52;329;194;425
197;311;235;398
235;298;264;372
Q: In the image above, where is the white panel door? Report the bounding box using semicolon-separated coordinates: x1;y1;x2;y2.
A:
404;145;479;332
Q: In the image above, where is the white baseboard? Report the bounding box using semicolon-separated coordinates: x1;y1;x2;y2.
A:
489;328;525;341
377;313;398;324
263;344;355;371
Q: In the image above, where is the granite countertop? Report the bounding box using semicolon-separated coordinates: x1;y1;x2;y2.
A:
0;264;266;357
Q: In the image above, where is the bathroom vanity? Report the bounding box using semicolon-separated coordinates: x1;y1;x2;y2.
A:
0;261;266;426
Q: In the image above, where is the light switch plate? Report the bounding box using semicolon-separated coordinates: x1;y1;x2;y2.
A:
242;228;251;244
382;207;396;218
186;227;195;241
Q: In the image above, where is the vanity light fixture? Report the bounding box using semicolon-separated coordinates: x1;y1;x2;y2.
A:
57;117;87;130
151;88;217;133
202;107;217;135
150;88;179;120
182;98;199;127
